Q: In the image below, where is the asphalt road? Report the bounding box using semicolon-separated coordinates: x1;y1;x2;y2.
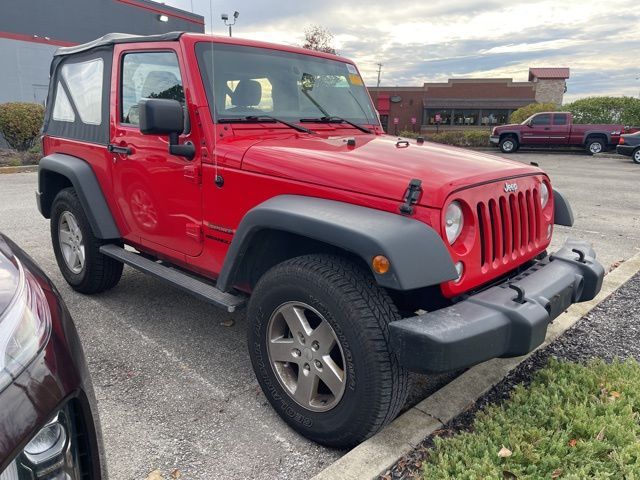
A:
0;151;638;479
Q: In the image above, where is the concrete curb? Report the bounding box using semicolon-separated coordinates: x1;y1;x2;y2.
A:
0;165;38;174
311;251;640;480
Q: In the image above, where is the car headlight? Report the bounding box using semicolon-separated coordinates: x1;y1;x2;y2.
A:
445;201;464;245
540;183;550;209
0;258;51;392
1;405;86;480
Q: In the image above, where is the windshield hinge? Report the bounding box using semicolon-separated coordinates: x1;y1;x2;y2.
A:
399;178;422;215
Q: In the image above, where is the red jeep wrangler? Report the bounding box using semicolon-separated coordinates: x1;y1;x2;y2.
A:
36;32;604;448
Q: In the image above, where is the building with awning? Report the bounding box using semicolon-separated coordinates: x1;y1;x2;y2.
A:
368;68;570;133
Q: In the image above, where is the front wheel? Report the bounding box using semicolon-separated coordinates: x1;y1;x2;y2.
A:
499;136;519;153
247;254;409;448
633;148;640;164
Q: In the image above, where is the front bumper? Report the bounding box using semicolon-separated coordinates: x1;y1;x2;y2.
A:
489;135;500;145
616;145;635;157
390;239;604;373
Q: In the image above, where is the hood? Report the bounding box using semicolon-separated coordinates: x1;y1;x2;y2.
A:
240;134;540;207
493;123;522;132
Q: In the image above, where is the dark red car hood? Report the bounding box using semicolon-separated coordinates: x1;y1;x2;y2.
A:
240;134;540;208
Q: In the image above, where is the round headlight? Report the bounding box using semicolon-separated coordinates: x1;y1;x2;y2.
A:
445;201;464;245
540;183;550;208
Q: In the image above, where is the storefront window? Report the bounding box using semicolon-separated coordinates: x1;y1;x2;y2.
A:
480;110;510;125
453;110;480;126
425;109;452;125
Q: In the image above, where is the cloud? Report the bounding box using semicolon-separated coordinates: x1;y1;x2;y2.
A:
165;0;640;100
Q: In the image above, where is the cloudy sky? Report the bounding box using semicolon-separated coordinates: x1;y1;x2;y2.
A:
164;0;640;103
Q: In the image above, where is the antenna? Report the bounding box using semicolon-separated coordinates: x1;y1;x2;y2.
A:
376;63;383;87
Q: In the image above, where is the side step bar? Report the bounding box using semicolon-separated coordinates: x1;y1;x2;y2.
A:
99;244;246;313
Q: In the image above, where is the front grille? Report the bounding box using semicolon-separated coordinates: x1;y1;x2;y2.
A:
476;188;542;268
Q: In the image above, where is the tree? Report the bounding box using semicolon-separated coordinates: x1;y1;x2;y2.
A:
302;25;337;55
562;96;640;126
509;103;558;124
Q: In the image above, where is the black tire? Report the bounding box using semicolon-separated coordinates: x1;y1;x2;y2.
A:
633;148;640;164
51;188;123;294
499;135;519;153
247;254;409;448
585;137;606;155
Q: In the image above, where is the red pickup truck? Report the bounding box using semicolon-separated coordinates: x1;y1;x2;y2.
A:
490;112;626;154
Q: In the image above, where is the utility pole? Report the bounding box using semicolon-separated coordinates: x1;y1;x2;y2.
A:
376;63;383;87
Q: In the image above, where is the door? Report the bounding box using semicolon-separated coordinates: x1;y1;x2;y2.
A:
548;113;571;145
521;113;551;145
110;45;203;258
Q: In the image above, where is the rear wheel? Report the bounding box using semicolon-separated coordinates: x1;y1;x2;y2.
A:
633;148;640;164
247;254;409;448
499;136;518;153
586;137;605;155
51;188;123;294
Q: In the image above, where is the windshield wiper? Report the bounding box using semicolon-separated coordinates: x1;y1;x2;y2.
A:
299;116;373;134
218;115;316;134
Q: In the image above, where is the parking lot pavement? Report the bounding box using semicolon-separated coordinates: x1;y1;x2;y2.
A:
0;152;637;479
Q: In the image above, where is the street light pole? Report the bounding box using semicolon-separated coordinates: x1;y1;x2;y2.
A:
221;11;239;37
376;63;383;87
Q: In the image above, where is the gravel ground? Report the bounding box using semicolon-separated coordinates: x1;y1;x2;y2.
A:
382;271;640;479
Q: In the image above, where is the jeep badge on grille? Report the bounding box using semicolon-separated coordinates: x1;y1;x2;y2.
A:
504;182;518;193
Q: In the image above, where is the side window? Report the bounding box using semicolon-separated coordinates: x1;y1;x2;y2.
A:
553;114;568;125
121;51;184;125
224;78;273;112
52;83;75;122
54;58;103;124
531;114;551;126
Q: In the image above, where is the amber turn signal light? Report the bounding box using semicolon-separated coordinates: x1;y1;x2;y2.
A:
372;255;390;274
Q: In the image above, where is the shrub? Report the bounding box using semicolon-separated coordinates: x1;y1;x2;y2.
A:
0;102;45;151
429;130;490;148
510;102;558;124
562;96;640;126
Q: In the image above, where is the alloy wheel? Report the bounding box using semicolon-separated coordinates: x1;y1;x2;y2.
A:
58;211;85;274
266;301;346;412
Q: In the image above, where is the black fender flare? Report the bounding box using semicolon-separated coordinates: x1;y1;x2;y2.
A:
37;153;120;239
216;195;458;292
553;189;574;227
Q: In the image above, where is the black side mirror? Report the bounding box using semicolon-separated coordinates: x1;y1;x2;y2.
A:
139;98;195;160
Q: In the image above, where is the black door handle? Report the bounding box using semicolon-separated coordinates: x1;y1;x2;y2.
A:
107;144;132;155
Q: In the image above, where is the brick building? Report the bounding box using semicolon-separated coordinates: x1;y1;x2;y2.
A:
368;68;569;133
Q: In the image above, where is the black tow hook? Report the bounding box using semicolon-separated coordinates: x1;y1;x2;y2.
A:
508;283;526;304
572;248;587;263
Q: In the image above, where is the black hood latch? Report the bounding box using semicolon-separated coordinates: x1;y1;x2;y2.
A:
399;178;422;215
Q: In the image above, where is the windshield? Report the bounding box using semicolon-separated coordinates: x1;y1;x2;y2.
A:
195;42;378;126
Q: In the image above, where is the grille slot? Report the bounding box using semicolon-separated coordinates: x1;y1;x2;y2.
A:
477;187;541;268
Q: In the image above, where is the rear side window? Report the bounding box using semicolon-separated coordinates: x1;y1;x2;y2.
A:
53;58;103;125
531;114;551;126
553;114;568;125
120;51;183;125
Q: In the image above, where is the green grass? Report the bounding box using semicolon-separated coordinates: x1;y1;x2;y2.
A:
423;359;640;479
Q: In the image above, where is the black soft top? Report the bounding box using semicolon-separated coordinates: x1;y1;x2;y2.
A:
54;31;185;57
